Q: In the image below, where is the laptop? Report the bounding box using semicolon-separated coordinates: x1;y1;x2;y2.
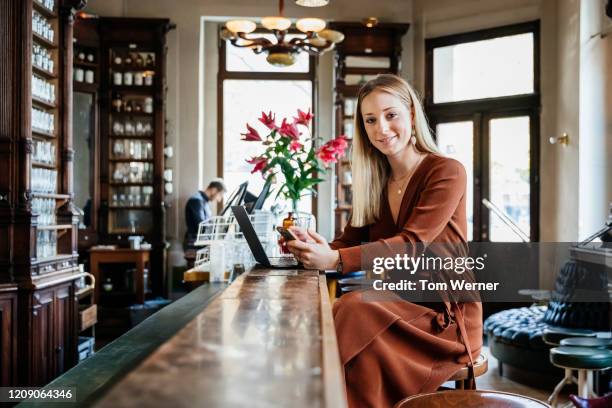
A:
231;205;300;269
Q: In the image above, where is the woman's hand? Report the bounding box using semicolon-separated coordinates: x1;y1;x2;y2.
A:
286;227;340;270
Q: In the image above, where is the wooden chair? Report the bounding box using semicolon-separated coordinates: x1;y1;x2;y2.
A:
447;353;489;389
394;390;551;408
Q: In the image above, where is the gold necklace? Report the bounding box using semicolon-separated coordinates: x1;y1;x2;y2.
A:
389;155;424;195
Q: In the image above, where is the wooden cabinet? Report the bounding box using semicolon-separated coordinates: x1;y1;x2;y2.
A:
28;282;77;386
0;0;86;386
89;18;173;298
328;22;410;238
0;287;18;387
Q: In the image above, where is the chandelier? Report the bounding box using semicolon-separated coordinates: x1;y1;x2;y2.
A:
223;0;344;67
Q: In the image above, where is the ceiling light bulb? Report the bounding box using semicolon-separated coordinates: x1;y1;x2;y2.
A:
295;0;329;7
308;37;328;47
296;18;326;33
295;0;330;7
226;20;257;34
318;29;344;43
363;17;379;28
261;16;292;31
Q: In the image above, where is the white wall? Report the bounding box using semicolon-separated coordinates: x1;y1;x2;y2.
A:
578;0;612;239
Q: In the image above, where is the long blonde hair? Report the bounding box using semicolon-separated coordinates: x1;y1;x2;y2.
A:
350;74;440;227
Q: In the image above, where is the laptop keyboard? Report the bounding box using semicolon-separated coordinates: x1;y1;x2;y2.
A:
269;257;298;267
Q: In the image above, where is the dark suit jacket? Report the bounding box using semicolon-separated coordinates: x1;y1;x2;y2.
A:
185;191;211;242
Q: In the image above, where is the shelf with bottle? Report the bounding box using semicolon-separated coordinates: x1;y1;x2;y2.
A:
32;74;56;104
110;161;154;185
32;138;56;166
32;43;56;77
111;138;154;161
32;106;56;135
31;167;57;194
111;51;156;71
31;192;70;200
110;93;154;115
33;0;56;17
32;8;57;45
33;31;57;49
37;224;73;231
111;115;154;138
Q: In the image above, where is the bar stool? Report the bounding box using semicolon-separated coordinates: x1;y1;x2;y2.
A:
394;390;551;407
547;346;612;407
560;337;612;396
559;337;612;349
543;327;596;347
447;354;489;389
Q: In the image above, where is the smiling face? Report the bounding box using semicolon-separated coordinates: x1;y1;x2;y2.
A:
360;89;414;158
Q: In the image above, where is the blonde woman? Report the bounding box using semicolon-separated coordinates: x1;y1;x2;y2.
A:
287;74;482;407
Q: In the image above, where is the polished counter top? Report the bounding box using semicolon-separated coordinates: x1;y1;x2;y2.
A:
18;282;227;408
94;268;346;408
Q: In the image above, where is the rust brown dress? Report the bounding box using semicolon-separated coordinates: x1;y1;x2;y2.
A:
330;153;483;408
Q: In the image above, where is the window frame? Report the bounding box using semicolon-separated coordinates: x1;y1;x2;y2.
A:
217;27;318;215
425;21;540;242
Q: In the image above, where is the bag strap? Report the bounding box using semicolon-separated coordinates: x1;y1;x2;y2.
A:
444;301;476;389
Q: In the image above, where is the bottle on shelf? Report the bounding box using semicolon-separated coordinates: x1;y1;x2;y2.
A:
145;53;154;67
112;93;123;113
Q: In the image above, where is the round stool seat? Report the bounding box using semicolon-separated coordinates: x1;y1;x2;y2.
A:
394;390;550;408
560;337;612;349
543;327;596;346
449;354;488;381
550;346;612;370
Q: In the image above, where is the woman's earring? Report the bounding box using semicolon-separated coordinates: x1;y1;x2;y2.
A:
411;128;417;145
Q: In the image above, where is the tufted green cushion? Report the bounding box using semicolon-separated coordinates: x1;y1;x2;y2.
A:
550;346;612;369
560;337;612;349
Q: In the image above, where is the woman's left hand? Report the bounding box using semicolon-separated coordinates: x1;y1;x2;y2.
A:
286;227;340;270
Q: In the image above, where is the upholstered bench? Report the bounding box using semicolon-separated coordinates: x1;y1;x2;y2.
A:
484;306;564;380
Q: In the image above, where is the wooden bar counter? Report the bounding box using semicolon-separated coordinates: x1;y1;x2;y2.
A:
20;268;346;407
95;268;346;408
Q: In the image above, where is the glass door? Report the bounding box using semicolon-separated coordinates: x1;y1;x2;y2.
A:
487;115;531;242
436;121;475;241
434;113;536;242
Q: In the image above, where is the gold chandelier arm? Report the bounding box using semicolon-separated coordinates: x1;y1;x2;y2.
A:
229;32;274;50
289;34;334;53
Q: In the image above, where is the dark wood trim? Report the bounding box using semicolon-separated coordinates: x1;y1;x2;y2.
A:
426;20;540;242
427;94;540;117
529;111;540;241
425;20;540;49
425;20;540;106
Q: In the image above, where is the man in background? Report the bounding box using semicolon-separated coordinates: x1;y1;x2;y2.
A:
183;179;226;265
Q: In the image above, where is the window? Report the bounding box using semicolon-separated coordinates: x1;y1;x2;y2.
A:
219;28;316;214
426;21;540;242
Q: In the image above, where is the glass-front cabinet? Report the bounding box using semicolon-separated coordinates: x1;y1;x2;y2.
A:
107;46;158;235
98;18;174;297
